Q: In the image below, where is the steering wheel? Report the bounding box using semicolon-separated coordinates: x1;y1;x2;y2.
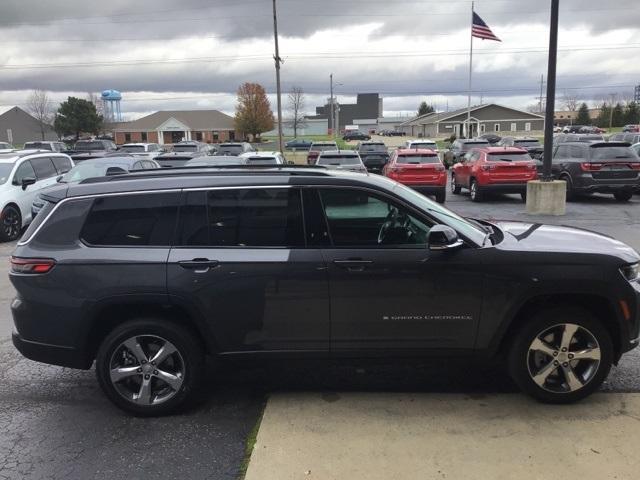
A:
377;207;411;244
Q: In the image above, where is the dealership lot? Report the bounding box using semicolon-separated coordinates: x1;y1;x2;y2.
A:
1;193;639;479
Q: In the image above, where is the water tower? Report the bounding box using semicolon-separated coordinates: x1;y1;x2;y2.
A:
101;89;122;122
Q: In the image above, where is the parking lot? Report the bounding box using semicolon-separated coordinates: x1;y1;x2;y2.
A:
1;191;639;479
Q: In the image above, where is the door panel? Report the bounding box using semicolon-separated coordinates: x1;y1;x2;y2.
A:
316;187;483;354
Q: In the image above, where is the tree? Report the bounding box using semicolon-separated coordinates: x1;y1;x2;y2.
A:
575;103;591;125
595;102;611;129
418;101;435;116
561;92;578;112
53;96;102;140
286;86;307;138
624;101;640;125
26;89;54;140
234;82;274;141
611;102;625;127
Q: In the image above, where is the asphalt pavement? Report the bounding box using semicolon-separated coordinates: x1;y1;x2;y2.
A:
0;191;639;480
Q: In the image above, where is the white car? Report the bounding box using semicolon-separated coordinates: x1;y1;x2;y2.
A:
0;142;14;153
315;150;367;173
632;142;640;157
239;151;286;165
405;139;438;152
119;143;164;160
0;151;73;241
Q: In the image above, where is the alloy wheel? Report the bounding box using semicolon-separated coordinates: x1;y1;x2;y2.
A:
527;323;601;394
450;175;456;193
2;208;20;240
109;335;185;406
470;181;477;200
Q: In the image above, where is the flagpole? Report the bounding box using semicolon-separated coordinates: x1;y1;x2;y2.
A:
467;1;474;138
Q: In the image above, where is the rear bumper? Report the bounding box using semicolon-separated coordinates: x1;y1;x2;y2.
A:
478;183;528;194
573;174;640;193
12;331;90;369
407;185;446;195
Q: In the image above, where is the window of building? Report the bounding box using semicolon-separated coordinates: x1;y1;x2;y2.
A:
525;122;531;132
178;188;304;248
141;132;148;142
318;189;431;248
212;131;219;141
494;123;500;132
124;133;132;143
81;193;179;246
510;123;517;132
479;124;486;133
195;132;203;141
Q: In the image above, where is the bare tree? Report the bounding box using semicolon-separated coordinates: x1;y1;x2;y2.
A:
561;92;579;112
286;86;307;138
26;89;54;140
87;92;104;118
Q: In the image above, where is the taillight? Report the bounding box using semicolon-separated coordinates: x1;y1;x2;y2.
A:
435;165;445;172
630;163;640;170
10;257;56;274
580;163;603;171
481;164;495;171
527;163;537;170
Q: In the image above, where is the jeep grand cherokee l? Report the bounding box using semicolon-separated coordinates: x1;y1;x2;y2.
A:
10;167;640;415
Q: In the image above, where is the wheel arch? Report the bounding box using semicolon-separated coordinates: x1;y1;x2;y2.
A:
493;293;623;362
84;297;220;366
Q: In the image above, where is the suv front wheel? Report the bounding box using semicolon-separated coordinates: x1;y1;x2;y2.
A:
508;307;613;404
96;319;205;416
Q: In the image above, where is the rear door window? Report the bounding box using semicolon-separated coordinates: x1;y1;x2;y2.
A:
30;157;57;180
177;188;304;248
81;192;179;246
13;161;36;184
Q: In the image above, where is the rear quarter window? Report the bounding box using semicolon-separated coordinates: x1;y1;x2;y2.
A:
81;192;179;246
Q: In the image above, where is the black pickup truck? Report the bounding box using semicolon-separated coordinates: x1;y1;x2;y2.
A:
356;141;390;174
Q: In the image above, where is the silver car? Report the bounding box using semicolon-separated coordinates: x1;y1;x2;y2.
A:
315;150;367;173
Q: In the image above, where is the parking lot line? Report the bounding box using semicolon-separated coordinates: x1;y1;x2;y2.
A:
245;392;640;480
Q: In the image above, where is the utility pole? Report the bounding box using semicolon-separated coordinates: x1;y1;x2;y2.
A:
609;93;616;130
539;74;545;113
272;0;284;154
541;0;559;182
330;73;334;138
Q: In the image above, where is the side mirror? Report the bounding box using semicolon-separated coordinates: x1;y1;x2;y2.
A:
428;225;463;251
56;175;63;182
21;177;37;190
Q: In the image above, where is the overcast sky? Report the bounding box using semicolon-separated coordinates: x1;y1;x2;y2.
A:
0;0;638;120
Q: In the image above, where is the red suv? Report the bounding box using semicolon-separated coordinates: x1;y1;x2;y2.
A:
383;148;447;203
451;147;538;202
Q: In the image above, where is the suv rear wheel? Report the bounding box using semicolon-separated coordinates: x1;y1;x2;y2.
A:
450;174;461;194
613;191;633;202
96;319;204;416
508;307;612;404
469;179;483;202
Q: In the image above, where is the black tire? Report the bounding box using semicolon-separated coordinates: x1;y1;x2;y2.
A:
451;174;461;194
561;175;576;202
435;190;446;204
96;318;205;416
507;307;613;404
614;191;633;202
520;192;527;202
469;179;483;202
0;204;22;242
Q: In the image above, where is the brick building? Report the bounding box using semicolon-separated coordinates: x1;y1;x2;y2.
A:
112;109;237;145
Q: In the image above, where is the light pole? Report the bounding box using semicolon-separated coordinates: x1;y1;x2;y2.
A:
609;93;616;131
272;0;284;155
330;73;334;137
541;0;559;182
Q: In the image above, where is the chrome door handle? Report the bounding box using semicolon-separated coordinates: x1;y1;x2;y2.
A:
178;259;219;273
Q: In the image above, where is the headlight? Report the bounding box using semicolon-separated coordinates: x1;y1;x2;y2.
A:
621;263;639;282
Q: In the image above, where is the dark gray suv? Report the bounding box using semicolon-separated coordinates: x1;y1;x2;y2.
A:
10;167;640;415
551;142;640;201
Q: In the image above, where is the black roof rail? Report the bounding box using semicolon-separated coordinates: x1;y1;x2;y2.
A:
78;165;332;184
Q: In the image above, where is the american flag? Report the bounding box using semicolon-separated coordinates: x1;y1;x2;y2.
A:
472;11;501;42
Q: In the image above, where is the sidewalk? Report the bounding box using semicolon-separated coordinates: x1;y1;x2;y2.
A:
245;393;640;480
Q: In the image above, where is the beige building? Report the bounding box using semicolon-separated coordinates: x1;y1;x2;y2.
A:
113;109;238;145
554;108;601;126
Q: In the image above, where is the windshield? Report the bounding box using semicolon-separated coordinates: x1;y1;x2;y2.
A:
0;164;14;184
360;144;386;152
515;140;541;147
487;153;532;162
590;146;635;160
75;141;105;151
246;157;278;165
0;143;12;149
185;157;245;166
461;141;489;151
392;183;486;245
311;144;337;152
580;135;604;142
173;144;198;152
217;145;243;154
61;162;129;182
409;143;436;149
120;145;146;153
24;142;52;150
317;155;360;165
397;154;439;164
